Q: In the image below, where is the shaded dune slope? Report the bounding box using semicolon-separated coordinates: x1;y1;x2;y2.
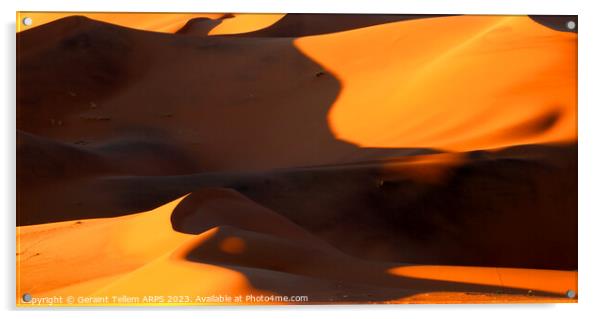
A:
18;16;428;172
174;189;574;302
16;12;226;33
176;17;223;36
18;142;576;270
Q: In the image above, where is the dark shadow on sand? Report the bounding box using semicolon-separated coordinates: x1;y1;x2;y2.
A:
17;14;443;225
171;192;571;303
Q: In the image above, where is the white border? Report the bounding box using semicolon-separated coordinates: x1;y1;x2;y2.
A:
13;0;580;14
2;1;601;319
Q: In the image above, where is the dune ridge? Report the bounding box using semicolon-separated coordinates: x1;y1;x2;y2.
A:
16;12;286;35
18;189;577;305
295;15;576;151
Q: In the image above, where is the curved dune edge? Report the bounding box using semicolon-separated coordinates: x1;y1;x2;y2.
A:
16;197;194;296
17;189;577;306
295;15;577;151
208;14;285;35
16;12;285;35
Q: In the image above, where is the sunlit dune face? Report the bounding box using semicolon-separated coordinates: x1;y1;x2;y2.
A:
208;13;285;35
16;201;261;304
90;258;256;302
219;236;246;254
295;16;577;151
16;197;194;295
388;265;577;296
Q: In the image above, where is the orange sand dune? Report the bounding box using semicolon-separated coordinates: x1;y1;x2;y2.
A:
296;15;577;151
17;189;577;305
16;14;577;306
17;15;432;172
17;12;223;33
17;198;192;296
16;15;576;172
225;14;451;38
16;142;577;271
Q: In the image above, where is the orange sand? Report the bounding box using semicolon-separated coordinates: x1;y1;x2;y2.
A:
296;15;577;151
16;13;577;306
208;14;285;35
17;191;577;305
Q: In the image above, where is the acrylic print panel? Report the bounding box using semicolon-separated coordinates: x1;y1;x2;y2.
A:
16;12;577;306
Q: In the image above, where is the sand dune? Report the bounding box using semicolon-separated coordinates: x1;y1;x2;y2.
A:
208;14;285;35
228;14;451;37
296;15;576;151
16;13;577;305
16;12;286;34
18;189;576;304
17;15;576;170
18;143;576;270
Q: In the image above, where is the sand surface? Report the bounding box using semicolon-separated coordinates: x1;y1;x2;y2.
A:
16;13;577;305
